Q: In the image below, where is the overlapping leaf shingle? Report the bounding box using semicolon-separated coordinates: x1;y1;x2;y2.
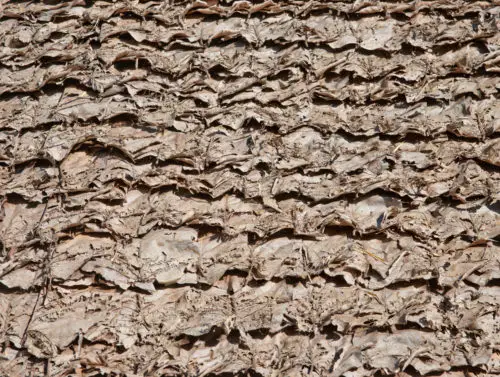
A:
0;0;499;376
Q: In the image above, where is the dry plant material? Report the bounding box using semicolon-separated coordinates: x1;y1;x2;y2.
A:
0;0;499;376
